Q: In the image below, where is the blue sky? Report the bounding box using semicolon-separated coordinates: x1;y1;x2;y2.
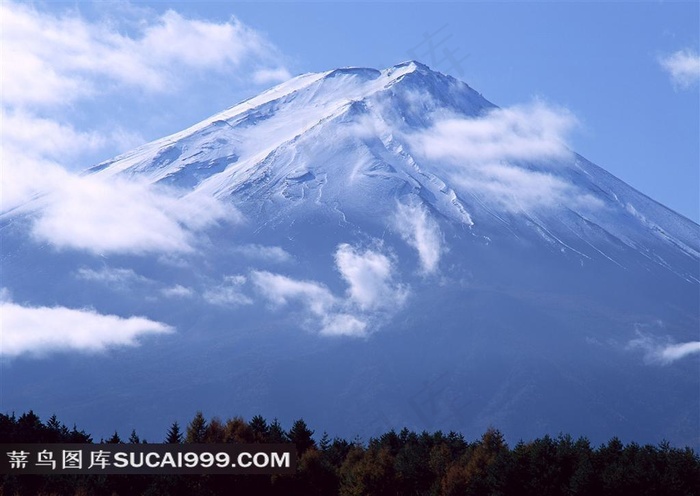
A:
3;0;699;221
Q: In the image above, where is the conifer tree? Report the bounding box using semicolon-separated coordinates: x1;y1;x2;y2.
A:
45;414;69;442
320;431;331;451
69;423;92;443
288;419;315;456
186;411;207;443
128;429;141;444
106;431;122;444
249;415;270;442
268;418;287;443
165;421;183;444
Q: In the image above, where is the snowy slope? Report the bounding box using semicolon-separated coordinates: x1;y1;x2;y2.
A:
86;61;698;283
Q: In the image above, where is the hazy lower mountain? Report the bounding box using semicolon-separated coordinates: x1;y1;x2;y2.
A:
2;61;698;447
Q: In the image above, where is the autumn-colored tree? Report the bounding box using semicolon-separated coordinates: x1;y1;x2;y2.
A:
442;428;509;496
185;411;207;443
224;416;255;443
339;445;396;496
2;410;699;496
204;416;225;443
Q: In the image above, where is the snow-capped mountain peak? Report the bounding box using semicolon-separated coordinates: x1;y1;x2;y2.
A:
3;61;698;449
85;62;698;287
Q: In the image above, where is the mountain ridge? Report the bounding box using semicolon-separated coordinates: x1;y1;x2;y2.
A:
84;61;698;285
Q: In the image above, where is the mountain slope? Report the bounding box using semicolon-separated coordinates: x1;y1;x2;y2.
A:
88;61;698;282
2;61;698;447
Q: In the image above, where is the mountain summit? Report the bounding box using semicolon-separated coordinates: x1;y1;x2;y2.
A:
3;62;699;446
90;61;697;282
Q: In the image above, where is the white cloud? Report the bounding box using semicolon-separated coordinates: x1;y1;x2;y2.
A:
0;4;247;255
405;102;601;213
0;1;290;107
320;313;368;337
203;275;252;306
627;331;700;365
251;243;408;337
76;267;150;289
334;243;407;310
253;67;293;85
29;177;233;255
251;271;336;316
232;244;292;264
252;270;366;337
0;1;283;235
659;49;700;89
0;149;70;214
2;107;235;258
1;295;173;358
0;288;12;303
394;203;444;274
412;102;576;165
2;109;109;160
161;285;195;298
658;341;700;362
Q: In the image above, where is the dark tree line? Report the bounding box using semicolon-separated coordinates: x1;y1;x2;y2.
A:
1;410;698;495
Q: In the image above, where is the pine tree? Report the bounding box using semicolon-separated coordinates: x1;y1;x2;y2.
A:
106;431;122;444
128;429;141;444
45;414;69;442
320;431;331;451
165;421;183;444
0;413;17;443
249;415;270;442
186;411;207;443
288;419;315;456
268;418;287;443
17;410;44;442
69;423;92;443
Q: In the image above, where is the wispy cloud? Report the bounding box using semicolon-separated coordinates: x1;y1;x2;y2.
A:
75;266;151;289
1;109;130;161
253;67;293;85
251;270;362;336
251;271;336;316
659;49;700;89
1;291;173;358
251;243;408;337
0;0;283;242
394;203;444;274
657;342;700;362
335;243;408;309
0;1;290;108
411;102;576;165
231;244;293;264
405;102;601;213
30;178;234;255
161;285;195;298
627;330;700;365
202;275;253;307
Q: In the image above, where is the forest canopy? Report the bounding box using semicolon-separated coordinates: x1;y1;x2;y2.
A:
1;410;698;496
